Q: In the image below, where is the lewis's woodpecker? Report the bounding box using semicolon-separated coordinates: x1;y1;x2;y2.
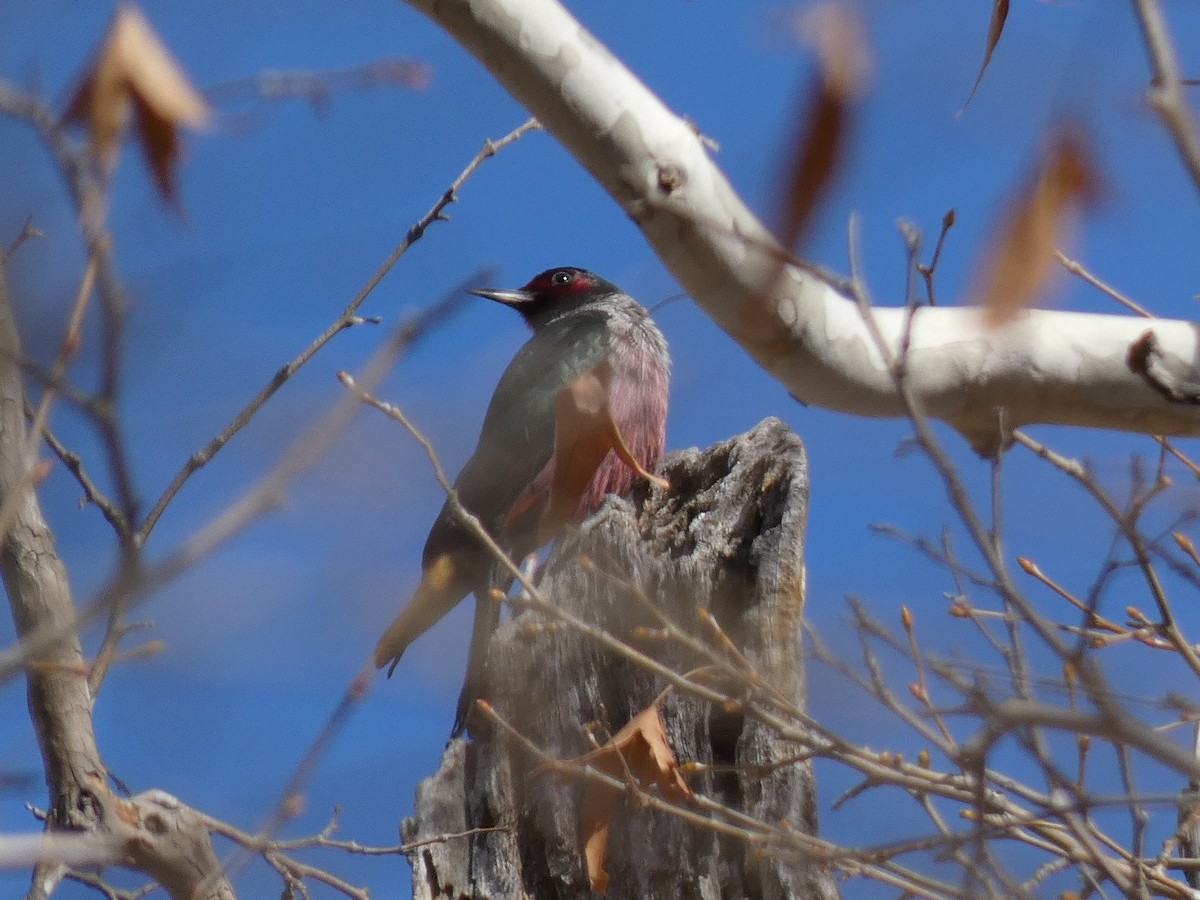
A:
373;267;671;735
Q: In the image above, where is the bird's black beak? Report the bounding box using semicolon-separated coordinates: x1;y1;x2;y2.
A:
471;287;535;308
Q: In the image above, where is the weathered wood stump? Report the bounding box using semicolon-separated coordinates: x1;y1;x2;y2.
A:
404;418;837;900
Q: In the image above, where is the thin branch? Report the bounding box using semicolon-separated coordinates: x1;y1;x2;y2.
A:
1130;0;1200;197
917;208;955;307
25;248;101;472
1056;250;1154;318
62;870;156;900
36;422;127;533
1;216;43;266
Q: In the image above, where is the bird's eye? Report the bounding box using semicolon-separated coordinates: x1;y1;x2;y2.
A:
551;270;573;287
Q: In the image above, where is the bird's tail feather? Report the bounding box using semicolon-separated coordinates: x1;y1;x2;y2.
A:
373;553;470;673
451;590;501;737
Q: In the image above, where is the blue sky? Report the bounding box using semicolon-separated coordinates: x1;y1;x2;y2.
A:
2;1;1200;896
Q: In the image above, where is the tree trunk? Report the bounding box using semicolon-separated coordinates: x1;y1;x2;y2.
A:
404;418;838;900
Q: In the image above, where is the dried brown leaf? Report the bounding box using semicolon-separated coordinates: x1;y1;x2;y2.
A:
564;702;692;894
779;4;870;251
960;0;1010;114
65;5;210;202
975;131;1099;328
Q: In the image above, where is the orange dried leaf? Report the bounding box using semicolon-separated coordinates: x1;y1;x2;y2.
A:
65;5;210;202
778;4;870;251
960;0;1009;113
567;702;693;894
975;131;1099;328
581;789;613;895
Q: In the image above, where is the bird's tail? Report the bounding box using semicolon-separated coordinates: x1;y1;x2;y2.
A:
450;590;502;737
373;553;470;675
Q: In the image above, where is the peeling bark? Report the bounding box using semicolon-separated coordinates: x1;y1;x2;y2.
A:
405;418;839;900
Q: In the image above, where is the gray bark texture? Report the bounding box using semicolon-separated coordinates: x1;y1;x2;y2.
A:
404;417;838;900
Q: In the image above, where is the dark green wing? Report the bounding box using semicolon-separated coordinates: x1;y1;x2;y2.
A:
422;309;612;568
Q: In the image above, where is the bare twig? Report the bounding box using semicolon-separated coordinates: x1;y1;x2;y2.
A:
1130;0;1200;197
1056;250;1154;318
917;208;955;307
1;216;43;265
35;423;127;533
25;250;101;470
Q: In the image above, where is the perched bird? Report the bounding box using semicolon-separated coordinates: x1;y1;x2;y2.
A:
374;267;671;736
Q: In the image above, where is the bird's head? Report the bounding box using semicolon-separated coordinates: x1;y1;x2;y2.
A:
471;267;621;328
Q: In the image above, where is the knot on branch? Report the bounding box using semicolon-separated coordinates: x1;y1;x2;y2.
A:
1128;329;1200;405
115;790;234;900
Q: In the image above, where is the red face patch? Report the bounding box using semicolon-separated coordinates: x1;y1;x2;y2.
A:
523;268;597;296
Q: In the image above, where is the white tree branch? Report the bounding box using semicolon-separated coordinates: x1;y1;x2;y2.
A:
403;0;1200;449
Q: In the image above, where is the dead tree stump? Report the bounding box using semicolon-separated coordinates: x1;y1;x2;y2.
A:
404;417;837;900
